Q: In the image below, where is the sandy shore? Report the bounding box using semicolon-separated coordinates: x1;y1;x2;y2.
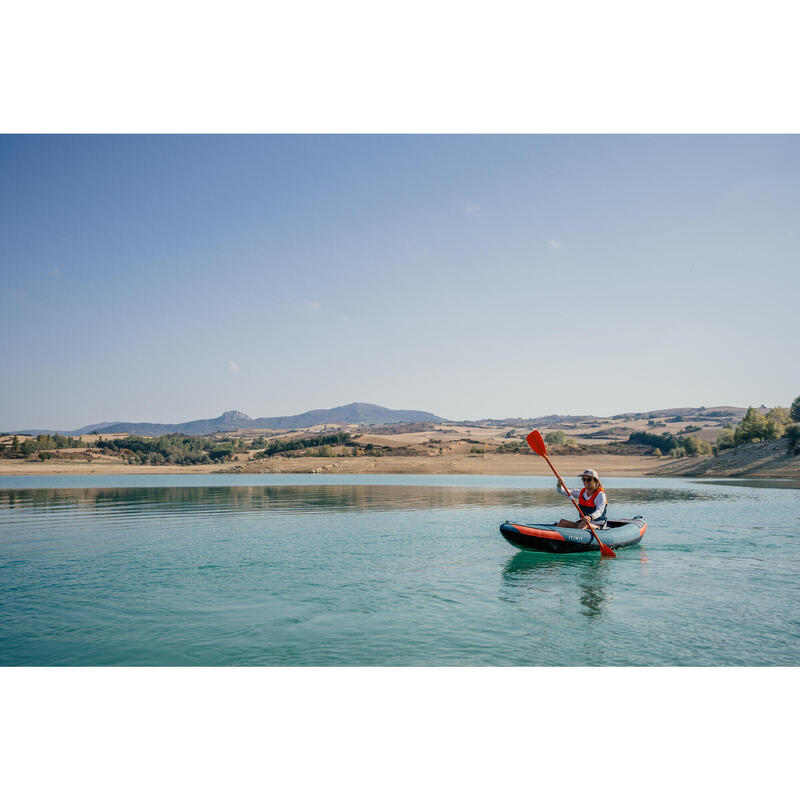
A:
0;453;670;477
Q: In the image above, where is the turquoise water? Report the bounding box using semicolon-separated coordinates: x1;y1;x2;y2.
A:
1;474;798;666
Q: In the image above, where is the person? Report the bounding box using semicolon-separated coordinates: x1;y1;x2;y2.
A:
556;469;608;529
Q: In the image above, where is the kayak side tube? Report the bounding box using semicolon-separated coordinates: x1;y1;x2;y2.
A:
499;518;646;554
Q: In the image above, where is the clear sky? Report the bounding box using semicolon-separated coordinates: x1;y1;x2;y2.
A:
1;134;797;430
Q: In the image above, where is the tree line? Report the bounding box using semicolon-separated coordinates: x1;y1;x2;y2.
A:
716;400;800;453
255;432;353;458
95;434;240;465
1;433;84;458
627;430;712;458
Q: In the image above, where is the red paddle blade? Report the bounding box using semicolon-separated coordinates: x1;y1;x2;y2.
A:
599;540;617;558
526;430;547;456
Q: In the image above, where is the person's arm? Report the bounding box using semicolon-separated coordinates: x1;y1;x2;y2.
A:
556;481;580;500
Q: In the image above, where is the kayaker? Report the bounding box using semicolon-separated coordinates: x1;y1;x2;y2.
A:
556;469;608;529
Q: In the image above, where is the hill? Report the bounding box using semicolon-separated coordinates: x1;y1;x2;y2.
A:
10;403;445;436
7;403;751;438
253;402;443;429
648;438;800;478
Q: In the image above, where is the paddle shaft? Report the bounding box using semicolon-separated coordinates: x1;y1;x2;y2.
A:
539;453;616;557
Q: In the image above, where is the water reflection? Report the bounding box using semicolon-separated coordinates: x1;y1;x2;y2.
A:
0;485;707;517
501;551;610;618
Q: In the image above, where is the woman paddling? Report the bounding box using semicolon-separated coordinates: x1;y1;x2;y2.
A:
556;469;608;529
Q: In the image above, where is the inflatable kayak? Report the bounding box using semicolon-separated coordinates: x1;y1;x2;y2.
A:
500;517;646;554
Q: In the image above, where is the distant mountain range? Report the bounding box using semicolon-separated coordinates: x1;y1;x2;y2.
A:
10;403;446;436
8;403;752;437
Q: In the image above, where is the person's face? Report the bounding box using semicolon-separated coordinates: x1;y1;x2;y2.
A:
582;476;597;490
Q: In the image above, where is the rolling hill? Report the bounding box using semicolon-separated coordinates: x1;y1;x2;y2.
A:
11;403;446;436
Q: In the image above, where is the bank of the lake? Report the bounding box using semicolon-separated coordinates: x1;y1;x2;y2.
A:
0;452;680;477
650;437;800;479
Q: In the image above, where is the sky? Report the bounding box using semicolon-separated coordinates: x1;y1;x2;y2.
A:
1;134;798;430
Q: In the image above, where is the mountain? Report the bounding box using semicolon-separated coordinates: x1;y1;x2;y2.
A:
8;403;751;437
252;402;443;429
66;410;256;437
11;403;445;436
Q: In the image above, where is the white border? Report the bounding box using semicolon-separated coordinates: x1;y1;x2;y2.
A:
2;1;799;132
2;667;796;798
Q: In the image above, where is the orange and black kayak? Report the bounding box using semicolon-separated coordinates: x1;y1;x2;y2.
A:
500;517;646;554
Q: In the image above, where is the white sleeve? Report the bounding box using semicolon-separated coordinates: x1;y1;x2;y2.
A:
556;483;580;500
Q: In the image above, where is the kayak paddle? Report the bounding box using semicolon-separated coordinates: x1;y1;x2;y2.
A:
525;429;616;558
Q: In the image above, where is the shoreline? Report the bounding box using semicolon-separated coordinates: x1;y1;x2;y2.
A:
0;452;720;478
0;453;664;477
1;451;796;479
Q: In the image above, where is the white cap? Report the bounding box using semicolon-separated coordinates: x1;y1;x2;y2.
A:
579;469;600;479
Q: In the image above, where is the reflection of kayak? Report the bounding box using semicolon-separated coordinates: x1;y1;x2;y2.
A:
500;517;646;554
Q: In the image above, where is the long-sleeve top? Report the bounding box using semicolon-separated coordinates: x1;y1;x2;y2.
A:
557;483;607;520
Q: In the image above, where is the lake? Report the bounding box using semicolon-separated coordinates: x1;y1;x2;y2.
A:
1;474;798;666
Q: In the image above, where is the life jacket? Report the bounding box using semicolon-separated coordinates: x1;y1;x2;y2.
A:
578;487;607;524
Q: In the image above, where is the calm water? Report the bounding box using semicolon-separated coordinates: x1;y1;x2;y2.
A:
1;475;798;666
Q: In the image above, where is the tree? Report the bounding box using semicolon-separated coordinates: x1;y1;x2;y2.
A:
766;407;791;426
734;407;768;444
12;435;19;452
544;431;567;445
790;395;800;423
762;419;782;441
716;428;735;451
764;407;790;439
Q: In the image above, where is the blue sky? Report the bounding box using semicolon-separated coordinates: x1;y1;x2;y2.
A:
1;134;797;430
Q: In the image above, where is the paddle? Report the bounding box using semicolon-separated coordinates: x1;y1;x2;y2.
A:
525;429;616;558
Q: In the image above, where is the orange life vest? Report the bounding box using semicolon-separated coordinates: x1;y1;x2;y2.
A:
578;487;607;523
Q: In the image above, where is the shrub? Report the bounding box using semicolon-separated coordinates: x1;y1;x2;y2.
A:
209;444;236;460
497;442;522;453
683;436;712;456
629;431;678;452
544;431;567;445
790;396;800;423
716;428;736;451
786;424;800;455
